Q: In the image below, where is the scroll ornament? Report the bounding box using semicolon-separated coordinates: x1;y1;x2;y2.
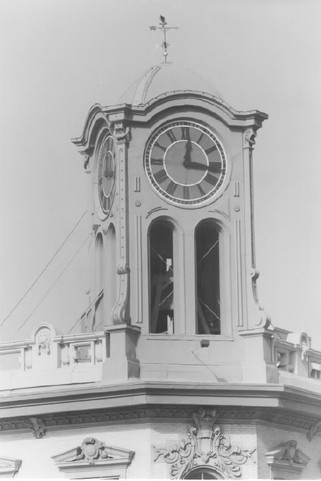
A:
154;408;255;479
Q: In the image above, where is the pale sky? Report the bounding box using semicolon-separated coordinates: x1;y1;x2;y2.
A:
0;0;321;348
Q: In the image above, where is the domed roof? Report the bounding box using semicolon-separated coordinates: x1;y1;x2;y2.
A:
118;62;223;106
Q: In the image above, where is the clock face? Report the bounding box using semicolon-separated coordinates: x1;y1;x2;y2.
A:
96;135;116;215
145;121;227;205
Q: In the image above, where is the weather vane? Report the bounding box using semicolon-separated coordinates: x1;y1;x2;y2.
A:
150;15;179;63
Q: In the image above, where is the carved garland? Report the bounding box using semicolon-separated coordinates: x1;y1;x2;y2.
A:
154;409;255;479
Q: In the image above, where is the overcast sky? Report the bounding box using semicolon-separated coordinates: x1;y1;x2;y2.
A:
0;0;321;348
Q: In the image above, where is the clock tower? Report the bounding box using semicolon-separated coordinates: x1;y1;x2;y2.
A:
72;60;275;384
1;29;321;480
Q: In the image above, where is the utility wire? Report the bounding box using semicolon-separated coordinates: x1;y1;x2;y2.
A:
1;210;87;327
14;234;91;336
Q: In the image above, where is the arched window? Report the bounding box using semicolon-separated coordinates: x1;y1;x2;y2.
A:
183;466;224;479
149;220;174;334
94;233;104;331
195;220;220;335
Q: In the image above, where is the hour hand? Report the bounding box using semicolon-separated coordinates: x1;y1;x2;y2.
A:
185;161;207;171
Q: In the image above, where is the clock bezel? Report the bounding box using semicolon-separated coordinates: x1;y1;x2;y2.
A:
94;132;116;219
144;120;227;207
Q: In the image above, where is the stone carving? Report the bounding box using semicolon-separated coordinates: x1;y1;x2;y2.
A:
0;457;22;477
266;440;310;465
37;327;52;355
72;438;111;461
83;154;90;172
27;416;46;439
250;268;271;329
117;263;130;275
244;128;257;148
112;121;130;142
307;420;321;441
1;406;319;436
154;408;255;479
52;438;135;478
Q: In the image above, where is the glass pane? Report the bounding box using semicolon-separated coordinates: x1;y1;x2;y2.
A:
74;345;91;363
196;221;220;335
149;221;174;333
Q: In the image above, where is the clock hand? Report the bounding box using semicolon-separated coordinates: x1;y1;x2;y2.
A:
186;161;207;171
183;138;192;168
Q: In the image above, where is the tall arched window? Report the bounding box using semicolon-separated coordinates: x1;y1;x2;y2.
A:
149;220;174;334
94;233;104;331
195;220;220;335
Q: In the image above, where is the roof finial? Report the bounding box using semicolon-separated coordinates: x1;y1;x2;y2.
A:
149;15;179;63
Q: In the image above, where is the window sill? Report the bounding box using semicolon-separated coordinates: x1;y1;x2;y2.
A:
146;334;234;341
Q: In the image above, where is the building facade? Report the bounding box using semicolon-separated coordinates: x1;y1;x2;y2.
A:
1;62;321;479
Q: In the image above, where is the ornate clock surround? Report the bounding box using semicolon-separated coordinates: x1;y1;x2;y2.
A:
144;119;228;207
94;129;116;219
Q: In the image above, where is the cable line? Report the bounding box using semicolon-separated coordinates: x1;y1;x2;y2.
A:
14;233;91;336
1;210;87;327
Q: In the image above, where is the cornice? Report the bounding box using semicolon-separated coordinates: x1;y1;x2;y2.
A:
72;93;268;151
0;405;320;438
0;381;321;423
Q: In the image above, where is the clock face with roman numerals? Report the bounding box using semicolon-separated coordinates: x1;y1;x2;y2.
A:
145;121;227;205
96;135;115;216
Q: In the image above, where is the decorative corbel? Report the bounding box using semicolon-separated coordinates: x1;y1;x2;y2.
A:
244;128;257;148
307;420;321;441
112;263;130;324
27;416;46;439
111;121;130;143
250;268;271;329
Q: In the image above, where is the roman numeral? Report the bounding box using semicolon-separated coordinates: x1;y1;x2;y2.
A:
166;181;178;196
208;161;222;173
197;132;205;144
154;169;168;184
204;172;219;186
165;129;177;143
154;141;167;152
183;186;190;200
197;184;206;197
151;157;163;166
205;145;217;156
181;126;190;140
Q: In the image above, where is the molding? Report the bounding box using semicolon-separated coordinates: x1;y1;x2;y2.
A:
0;457;22;478
154;408;254;479
135;215;143;323
1;383;321;427
52;437;134;479
234;219;244;328
1;405;319;442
